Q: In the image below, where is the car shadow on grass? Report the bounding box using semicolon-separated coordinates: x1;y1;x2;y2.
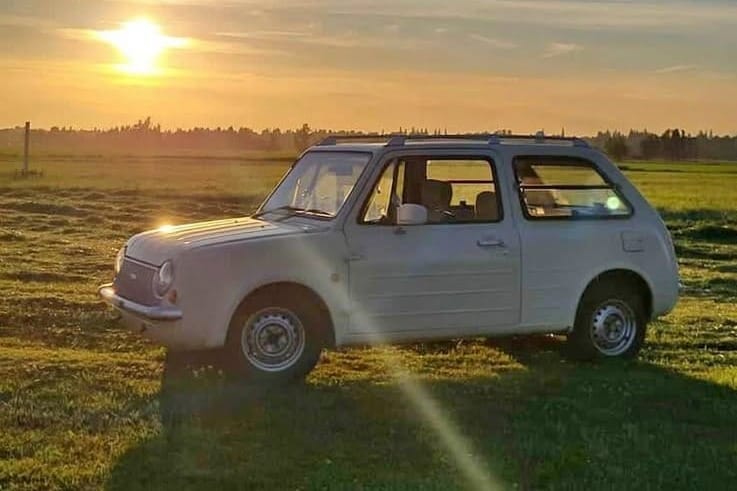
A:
106;338;737;491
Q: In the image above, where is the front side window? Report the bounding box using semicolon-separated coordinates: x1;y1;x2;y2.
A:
260;152;371;219
360;156;501;224
514;156;631;219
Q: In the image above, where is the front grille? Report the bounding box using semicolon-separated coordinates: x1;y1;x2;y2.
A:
114;258;158;306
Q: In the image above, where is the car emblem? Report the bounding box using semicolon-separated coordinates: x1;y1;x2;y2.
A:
129;273;137;280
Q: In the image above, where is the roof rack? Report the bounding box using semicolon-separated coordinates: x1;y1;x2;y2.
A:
487;132;590;147
317;131;589;148
317;135;405;146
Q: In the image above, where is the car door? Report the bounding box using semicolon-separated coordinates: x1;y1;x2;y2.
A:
511;153;635;330
342;150;521;340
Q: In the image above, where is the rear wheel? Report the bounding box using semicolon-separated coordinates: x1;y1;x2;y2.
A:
567;282;647;360
224;290;325;384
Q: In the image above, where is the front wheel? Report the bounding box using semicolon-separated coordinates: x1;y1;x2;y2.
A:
224;292;325;384
566;282;647;360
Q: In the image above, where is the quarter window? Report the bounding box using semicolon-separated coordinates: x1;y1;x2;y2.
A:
363;160;405;224
514;157;631;219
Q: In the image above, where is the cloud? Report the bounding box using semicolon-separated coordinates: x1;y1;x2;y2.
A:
468;34;517;49
57;28;94;42
215;30;313;41
218;30;367;48
0;13;57;28
326;0;737;31
216;26;435;50
543;42;583;58
654;64;697;74
58;26;280;58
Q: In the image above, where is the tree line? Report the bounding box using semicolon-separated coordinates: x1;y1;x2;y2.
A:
1;119;736;161
0;118;447;155
593;129;737;162
0;119;330;155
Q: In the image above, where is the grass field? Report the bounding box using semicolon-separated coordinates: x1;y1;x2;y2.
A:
1;154;736;490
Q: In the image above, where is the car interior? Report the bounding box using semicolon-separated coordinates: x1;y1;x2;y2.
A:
513;158;630;218
363;156;501;224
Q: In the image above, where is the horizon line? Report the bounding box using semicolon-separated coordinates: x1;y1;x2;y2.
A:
1;124;734;139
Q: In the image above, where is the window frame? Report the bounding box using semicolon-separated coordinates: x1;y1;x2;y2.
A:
358;158;404;225
357;154;504;226
512;155;633;221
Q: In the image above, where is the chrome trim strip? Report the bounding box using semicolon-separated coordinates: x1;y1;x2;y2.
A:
366;306;516;318
367;269;515;280
365;287;512;299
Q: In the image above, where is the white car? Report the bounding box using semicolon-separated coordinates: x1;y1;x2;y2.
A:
99;134;680;383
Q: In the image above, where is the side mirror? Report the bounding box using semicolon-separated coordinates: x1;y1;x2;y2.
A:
396;204;427;226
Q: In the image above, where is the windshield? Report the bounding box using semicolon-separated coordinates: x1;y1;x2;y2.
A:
258;151;371;219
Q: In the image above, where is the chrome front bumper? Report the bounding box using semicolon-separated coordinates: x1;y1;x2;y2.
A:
98;284;182;321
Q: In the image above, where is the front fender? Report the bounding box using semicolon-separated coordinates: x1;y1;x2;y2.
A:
175;232;350;348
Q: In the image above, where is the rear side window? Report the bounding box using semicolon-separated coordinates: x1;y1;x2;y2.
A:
514;156;631;219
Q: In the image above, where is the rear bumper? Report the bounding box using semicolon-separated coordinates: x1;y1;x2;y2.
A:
651;278;680;320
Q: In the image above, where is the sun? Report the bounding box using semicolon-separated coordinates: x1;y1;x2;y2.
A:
97;19;186;75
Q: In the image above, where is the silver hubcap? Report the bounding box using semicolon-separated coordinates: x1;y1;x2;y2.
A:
590;300;637;356
241;308;305;372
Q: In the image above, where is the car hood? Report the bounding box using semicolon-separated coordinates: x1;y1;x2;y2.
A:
125;217;315;265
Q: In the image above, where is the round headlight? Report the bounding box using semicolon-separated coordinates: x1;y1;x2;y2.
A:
153;260;174;297
114;246;126;275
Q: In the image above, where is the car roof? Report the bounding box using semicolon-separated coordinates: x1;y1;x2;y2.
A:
308;134;594;156
310;142;387;154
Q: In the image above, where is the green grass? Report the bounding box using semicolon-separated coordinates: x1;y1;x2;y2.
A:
1;156;736;490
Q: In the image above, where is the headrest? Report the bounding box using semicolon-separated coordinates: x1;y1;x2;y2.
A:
475;191;499;220
421;179;452;208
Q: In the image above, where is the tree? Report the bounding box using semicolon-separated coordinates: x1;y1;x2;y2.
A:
294;123;311;152
604;132;628;162
640;133;660;160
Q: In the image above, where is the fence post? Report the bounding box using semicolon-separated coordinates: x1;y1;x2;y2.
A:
23;121;30;174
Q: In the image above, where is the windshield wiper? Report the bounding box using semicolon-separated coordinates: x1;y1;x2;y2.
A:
252;205;332;220
252;205;299;219
296;208;333;217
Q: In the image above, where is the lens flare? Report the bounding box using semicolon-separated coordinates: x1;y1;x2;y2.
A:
606;196;622;210
298;241;503;490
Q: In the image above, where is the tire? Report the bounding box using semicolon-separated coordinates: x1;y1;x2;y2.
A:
224;289;325;384
566;281;647;361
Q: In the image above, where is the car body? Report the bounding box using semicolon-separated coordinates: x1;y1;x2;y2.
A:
99;134;679;380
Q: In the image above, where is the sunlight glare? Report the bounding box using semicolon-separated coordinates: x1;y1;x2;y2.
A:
606;196;622;210
97;19;187;75
295;242;503;491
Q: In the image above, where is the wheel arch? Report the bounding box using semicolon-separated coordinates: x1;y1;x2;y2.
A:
226;281;336;348
575;268;653;322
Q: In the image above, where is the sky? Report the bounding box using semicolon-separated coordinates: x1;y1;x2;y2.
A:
1;0;736;134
